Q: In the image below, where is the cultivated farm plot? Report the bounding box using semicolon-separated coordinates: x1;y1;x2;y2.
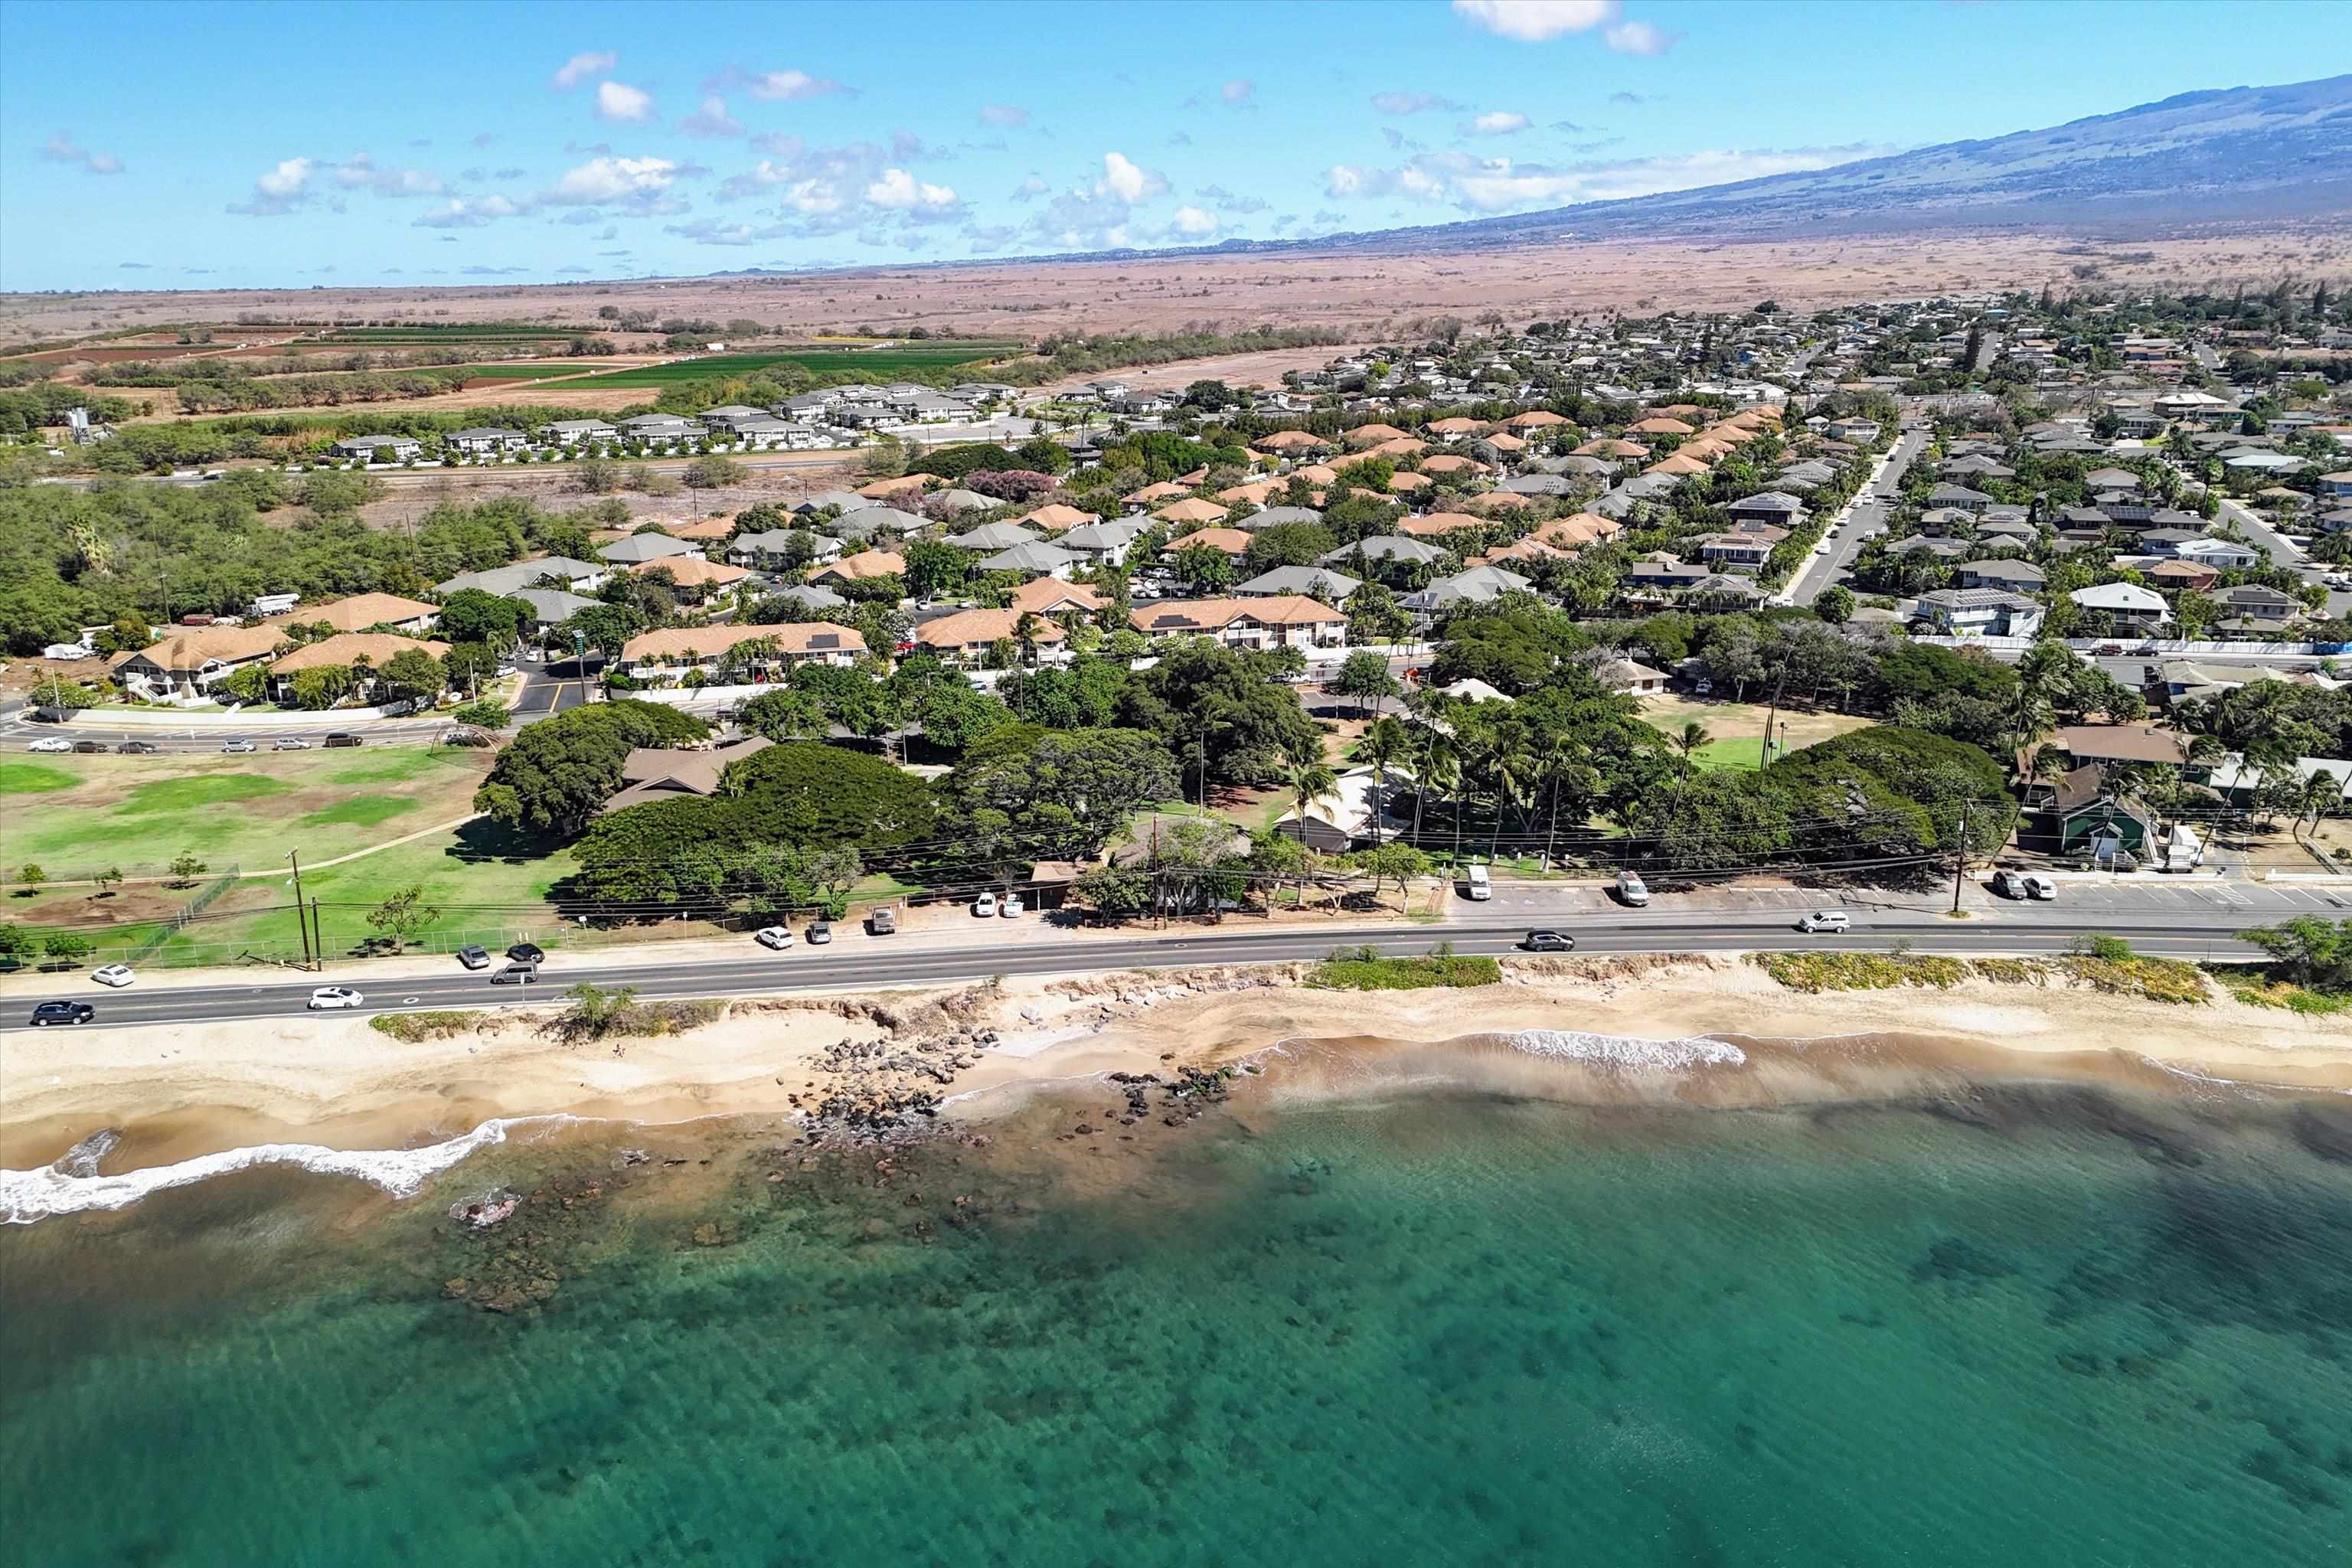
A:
1638;693;1877;772
2;748;492;884
580;345;1014;387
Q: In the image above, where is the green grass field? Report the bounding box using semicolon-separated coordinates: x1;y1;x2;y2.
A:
581;346;1012;387
3;748;490;880
312;328;577;344
1685;737;1784;772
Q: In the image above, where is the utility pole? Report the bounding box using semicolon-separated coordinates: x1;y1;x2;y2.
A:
311;897;325;969
1951;799;1970;915
288;851;312;970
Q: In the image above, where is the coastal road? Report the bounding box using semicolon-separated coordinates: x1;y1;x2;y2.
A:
0;911;2277;1034
1782;428;1927;609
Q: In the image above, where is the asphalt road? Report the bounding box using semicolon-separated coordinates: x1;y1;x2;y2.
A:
2212;494;2308;570
1783;429;1926;608
2;911;2274;1034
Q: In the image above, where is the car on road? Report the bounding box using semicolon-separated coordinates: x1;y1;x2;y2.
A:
1000;893;1024;918
307;985;365;1011
456;945;491;970
506;942;545;963
72;739;107;753
1521;929;1576;952
31;1001;96;1026
116;740;160;754
90;964;136;987
490;962;537;985
755;925;795;950
220;738;256;753
324;732;362;748
273;737;312;751
972;893;998;917
805;920;832;945
26;737;72;753
1795;910;1851;934
867;908;897;936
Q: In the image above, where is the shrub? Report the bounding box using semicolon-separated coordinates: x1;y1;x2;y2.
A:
1752;952;1966;991
370;1011;485;1042
1309;953;1501;990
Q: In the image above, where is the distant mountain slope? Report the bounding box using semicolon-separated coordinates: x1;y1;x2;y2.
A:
1164;74;2352;260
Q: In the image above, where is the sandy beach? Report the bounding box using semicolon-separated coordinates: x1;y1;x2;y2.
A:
5;956;2346;1180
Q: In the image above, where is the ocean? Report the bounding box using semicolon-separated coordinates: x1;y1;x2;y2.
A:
5;1048;2349;1567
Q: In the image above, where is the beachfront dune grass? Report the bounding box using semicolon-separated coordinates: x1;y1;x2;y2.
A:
1756;948;2211;1004
1311;946;1501;990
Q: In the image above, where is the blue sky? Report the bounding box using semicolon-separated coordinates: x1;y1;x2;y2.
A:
0;0;2333;291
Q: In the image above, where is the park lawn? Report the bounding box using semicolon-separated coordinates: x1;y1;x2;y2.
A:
3;748;492;882
0;762;76;795
1638;692;1878;750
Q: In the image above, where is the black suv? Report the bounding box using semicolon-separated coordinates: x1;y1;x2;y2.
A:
31;1001;96;1026
1521;929;1576;952
506;942;546;963
116;740;161;754
324;732;363;748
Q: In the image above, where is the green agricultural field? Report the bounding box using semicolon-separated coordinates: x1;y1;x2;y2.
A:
2;747;492;880
312;326;577;344
583;345;1014;387
456;362;605;379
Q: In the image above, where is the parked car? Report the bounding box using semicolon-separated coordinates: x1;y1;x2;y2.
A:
307;985;365;1011
1616;870;1650;907
1462;865;1491;901
30;1001;96;1026
456;945;491;970
867;908;898;936
116;740;160;754
805;920;832;945
273;737;312;751
90;964;136;987
2020;873;2056;901
324;732;362;748
506;942;545;963
489;962;537;985
1521;929;1576;952
1000;893;1025;918
26;737;71;753
72;740;108;753
1993;869;2030;900
220;738;256;753
1795;910;1851;934
755;925;795;950
972;893;999;917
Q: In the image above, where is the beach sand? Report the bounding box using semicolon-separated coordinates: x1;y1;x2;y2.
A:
5;956;2345;1178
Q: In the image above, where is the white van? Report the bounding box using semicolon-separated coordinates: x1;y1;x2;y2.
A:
1617;870;1650;907
2020;873;2056;901
1463;865;1491;901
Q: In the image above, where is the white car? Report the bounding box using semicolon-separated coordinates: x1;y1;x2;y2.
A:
1795;910;1851;934
220;738;256;754
999;893;1025;918
307;985;365;1010
91;964;136;987
754;925;795;950
972;893;998;917
26;737;72;753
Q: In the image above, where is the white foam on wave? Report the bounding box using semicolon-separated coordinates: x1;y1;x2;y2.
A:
1504;1029;1747;1070
1;1115;577;1226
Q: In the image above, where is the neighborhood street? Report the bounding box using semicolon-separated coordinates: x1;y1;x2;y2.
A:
1782;426;1927;608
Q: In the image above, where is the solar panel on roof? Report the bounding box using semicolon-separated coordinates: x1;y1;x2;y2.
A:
810;633;839;648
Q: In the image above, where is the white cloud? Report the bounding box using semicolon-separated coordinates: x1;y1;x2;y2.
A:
741;67;849;101
665;218;760;246
594;81;655;122
412;194;520;229
1452;0;1616;41
1322;144;1880;213
550;51;616;90
1011;175;1049;200
1470;111;1532;136
39;131;123;175
1170;205;1217;236
1221;79;1254;104
1095;151;1164;204
864;167;957;209
1371;92;1457;115
544;155;678;204
1603;19;1679;54
979;103;1031;127
677;95;744;136
333;152;444;197
229;156;319;214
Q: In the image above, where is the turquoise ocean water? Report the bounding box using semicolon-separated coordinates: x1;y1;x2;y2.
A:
5;1069;2350;1567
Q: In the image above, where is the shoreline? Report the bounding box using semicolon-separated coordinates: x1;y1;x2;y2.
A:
5;956;2348;1219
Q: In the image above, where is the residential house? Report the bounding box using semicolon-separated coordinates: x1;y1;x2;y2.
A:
2213;583;2301;628
945;521;1040;553
1272;766;1406;851
541;419;619;447
1927;484;1994;512
1723;492;1808;529
1951;558;2047;592
2318;471;2352;501
443;427;530;457
107;624;288;700
615;622;866;685
1234;565;1362;601
603;736;774;815
1318;535;1447;570
1055;519;1148;568
911;606;1067;665
2053;724;2190;773
328;434;421;463
436;556;608;598
977;541;1083;580
508;586;602;628
2069;582;2171;628
267;632;452;704
2020;763;2156;861
807;550;906;590
753;583;849;617
1170;527;1253;559
265;593;440;636
1007;579;1108;618
1827;417;1880;443
2145;560;2220;594
634;556;753;606
728;530;841;570
1129;596;1347;649
1914;588;2047;638
597;534;704;567
2172;536;2263;571
618;413;705;445
1695;527;1787;573
1403;565;1533;612
1596;657;1670;694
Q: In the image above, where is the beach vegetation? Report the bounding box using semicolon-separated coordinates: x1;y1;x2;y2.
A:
1310;947;1501;990
370;1011;488;1042
1753;951;1967;992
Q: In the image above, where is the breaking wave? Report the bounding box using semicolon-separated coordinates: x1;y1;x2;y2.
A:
1503;1029;1748;1070
1;1116;577;1225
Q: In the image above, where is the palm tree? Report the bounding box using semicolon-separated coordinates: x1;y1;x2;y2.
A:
1358;716;1409;841
1537;731;1591;868
1488;736;1537;864
1279;753;1339;909
1671;720;1713;769
1415;733;1459;858
2298;768;2345;835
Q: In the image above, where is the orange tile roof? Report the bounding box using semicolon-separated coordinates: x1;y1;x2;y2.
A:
1501;410;1569;430
1462;491;1534;514
263;593;439;632
1397;511;1485;536
622;622;866;661
1008;577;1109;615
913;606;1067;651
1253;430;1326;452
1168;527;1252;555
810;548;904;582
635;557;751;588
1152;497;1230;525
1128;595;1344;635
270;632;449;673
